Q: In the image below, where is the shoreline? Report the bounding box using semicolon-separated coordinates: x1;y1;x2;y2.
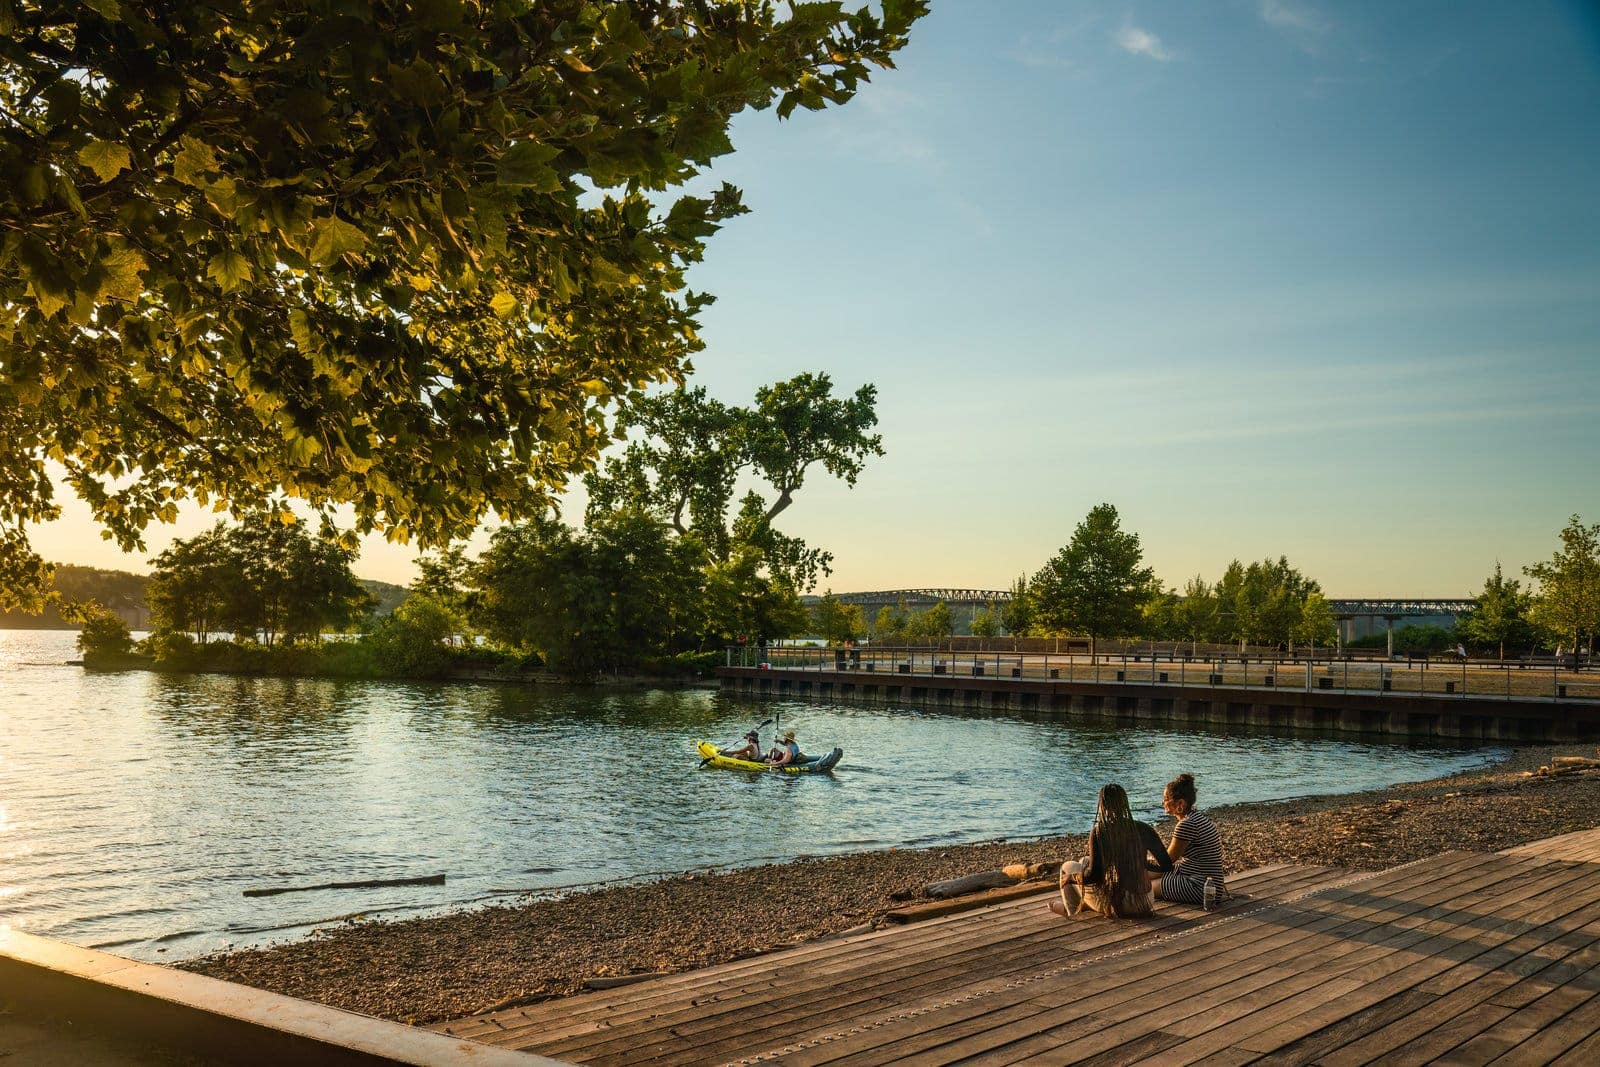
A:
181;741;1600;1026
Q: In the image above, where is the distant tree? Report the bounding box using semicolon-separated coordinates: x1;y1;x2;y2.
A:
1292;592;1338;650
1000;575;1033;636
365;594;460;678
1214;557;1321;650
586;374;883;591
1172;575;1223;652
146;525;235;642
148;520;372;646
1525;515;1600;655
702;545;808;650
1030;504;1156;643
473;511;708;675
1458;562;1536;659
1141;588;1181;641
905;601;953;640
70;602;133;657
224;523;374;645
0;1;926;611
812;593;867;644
873;601;910;642
970;603;1001;640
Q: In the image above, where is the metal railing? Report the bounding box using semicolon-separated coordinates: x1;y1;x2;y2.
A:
725;645;1600;702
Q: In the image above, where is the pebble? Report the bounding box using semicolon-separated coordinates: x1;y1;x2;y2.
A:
180;743;1597;1026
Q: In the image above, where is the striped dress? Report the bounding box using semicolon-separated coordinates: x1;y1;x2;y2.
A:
1160;809;1224;905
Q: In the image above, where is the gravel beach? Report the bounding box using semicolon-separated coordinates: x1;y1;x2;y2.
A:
182;743;1600;1025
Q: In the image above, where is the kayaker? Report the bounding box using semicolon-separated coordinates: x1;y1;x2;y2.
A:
720;731;763;761
766;731;801;766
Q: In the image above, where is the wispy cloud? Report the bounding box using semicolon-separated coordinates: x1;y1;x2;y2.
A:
1115;25;1173;62
1258;0;1331;51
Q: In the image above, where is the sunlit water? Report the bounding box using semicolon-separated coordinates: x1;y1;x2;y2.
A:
0;629;1503;961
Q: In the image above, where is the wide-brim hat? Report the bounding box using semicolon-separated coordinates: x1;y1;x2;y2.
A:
783;731;796;741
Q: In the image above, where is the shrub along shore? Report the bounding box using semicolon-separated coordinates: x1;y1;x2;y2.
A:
182;743;1600;1026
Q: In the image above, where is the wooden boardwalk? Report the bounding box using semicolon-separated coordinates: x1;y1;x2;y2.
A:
438;829;1600;1065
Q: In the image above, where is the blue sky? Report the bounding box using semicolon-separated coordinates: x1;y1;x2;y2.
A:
43;0;1600;596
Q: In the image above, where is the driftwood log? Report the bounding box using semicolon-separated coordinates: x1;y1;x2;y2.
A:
925;861;1057;900
243;874;446;898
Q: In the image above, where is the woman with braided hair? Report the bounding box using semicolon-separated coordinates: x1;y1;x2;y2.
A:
1050;783;1173;920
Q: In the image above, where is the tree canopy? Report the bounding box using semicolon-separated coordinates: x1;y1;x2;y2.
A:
1459;561;1535;659
1030;503;1156;641
0;0;925;609
1525;515;1600;654
584;372;881;590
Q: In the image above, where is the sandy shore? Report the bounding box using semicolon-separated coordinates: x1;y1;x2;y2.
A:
182;743;1600;1025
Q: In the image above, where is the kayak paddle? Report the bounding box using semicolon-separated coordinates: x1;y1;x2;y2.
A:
700;717;774;767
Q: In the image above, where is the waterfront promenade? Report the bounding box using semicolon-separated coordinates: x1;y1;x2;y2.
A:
437;826;1600;1065
719;649;1600;741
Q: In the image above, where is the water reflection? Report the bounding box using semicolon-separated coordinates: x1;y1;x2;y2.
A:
0;629;1502;961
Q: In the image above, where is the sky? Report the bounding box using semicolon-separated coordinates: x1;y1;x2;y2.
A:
37;0;1600;597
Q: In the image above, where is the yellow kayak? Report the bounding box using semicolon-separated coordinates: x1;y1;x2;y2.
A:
696;741;843;774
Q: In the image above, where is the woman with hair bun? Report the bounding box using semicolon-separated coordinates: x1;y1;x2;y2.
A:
1154;772;1226;909
1051;783;1173;920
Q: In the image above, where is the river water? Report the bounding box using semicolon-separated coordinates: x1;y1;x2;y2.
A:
0;629;1502;961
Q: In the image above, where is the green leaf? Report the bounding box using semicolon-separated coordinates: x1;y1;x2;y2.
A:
207;250;253;292
78;139;132;182
172;137;218;187
308;216;368;265
99;245;148;303
489;291;519;317
496;141;562;190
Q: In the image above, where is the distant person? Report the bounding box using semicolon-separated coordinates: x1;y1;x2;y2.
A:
1152;773;1226;910
720;731;762;761
1456;643;1468;661
766;731;801;766
1052;783;1173;919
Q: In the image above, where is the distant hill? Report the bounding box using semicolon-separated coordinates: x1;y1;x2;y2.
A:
0;564;152;629
0;565;412;630
361;579;411;616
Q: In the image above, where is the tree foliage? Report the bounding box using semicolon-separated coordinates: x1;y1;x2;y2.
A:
1525;515;1600;653
1030;504;1156;640
73;601;133;656
0;0;926;609
1459;561;1536;659
811;591;865;644
147;519;374;644
585;373;882;591
471;510;709;675
1000;574;1032;636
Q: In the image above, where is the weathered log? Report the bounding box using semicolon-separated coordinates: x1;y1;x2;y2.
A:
242;874;446;898
925;870;1018;899
585;971;670;990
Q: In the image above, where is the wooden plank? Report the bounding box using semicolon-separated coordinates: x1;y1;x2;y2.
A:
441;865;1334;1045
786;855;1506;1067
503;867;1348;1063
1119;857;1595;1066
1262;900;1600;1066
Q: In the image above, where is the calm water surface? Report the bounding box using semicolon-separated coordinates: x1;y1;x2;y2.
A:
0;629;1502;960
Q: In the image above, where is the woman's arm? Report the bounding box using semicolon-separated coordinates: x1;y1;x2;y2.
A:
1166;818;1190;865
1079;826;1105;885
1142;822;1174;872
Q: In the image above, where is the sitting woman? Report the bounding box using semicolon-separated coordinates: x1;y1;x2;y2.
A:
719;731;763;761
1051;783;1173;919
1153;772;1226;909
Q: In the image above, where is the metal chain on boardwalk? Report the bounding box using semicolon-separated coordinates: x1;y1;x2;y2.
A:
724;859;1425;1065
